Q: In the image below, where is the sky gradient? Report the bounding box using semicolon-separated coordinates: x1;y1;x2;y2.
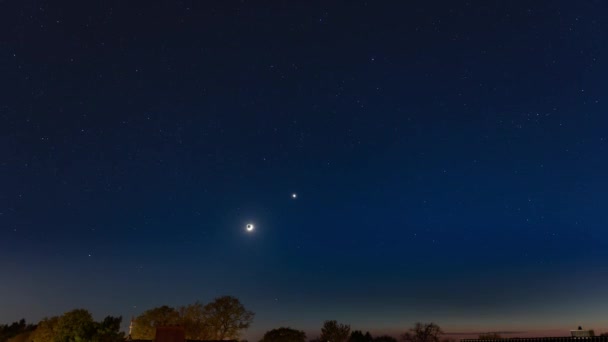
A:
2;1;608;340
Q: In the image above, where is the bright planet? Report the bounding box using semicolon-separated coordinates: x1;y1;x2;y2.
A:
246;223;254;232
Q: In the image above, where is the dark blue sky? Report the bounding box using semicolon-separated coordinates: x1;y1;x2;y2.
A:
2;1;608;339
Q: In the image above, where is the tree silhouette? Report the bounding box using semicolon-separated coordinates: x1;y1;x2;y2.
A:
350;330;373;342
374;336;398;342
321;320;351;342
401;323;443;342
259;327;307;342
0;319;36;342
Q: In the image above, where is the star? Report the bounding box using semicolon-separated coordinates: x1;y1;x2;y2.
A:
291;193;297;199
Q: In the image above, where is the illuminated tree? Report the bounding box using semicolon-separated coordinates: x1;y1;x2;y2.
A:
130;296;253;340
7;331;35;342
179;302;212;340
203;296;254;340
31;317;59;342
26;311;121;342
131;305;180;339
53;309;95;342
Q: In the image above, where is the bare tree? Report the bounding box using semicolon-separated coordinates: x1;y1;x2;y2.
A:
401;322;443;342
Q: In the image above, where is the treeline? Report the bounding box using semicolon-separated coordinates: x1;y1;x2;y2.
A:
0;311;123;342
2;297;512;342
259;321;446;342
0;295;253;342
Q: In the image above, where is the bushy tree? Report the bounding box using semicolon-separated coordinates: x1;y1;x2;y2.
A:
29;312;122;342
179;302;211;340
31;317;59;342
321;320;351;342
53;309;95;342
203;295;254;340
374;336;398;342
131;305;180;339
401;323;443;342
259;327;306;342
91;316;124;342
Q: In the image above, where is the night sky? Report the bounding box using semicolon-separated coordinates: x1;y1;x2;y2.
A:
2;1;608;339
